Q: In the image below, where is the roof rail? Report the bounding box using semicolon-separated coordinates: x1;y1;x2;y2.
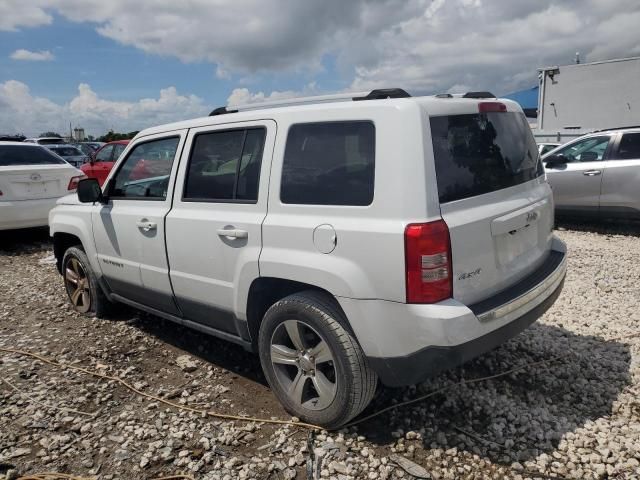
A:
462;91;496;99
208;88;411;116
592;125;640;133
435;93;453;98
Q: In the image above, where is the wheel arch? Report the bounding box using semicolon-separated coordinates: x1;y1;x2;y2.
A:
245;277;353;351
53;232;83;274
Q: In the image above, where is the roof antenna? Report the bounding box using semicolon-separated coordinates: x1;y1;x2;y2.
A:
575;52;580;64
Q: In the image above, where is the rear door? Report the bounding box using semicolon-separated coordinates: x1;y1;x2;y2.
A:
429;107;554;305
165;121;274;335
92;132;186;313
0;145;77;200
600;131;640;216
543;135;614;212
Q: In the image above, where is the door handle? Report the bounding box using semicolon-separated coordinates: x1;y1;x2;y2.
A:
583;170;602;176
136;220;157;232
217;228;248;239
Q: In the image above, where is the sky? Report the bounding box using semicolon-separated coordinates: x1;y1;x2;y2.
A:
1;0;639;137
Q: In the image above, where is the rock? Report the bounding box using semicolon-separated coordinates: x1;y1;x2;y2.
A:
176;355;198;372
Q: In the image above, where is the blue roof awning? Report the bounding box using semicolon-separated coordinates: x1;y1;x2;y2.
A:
503;86;539;110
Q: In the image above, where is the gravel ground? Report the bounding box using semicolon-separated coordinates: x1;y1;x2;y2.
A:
1;222;639;480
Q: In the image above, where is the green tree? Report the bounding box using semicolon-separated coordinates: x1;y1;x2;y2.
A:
97;130;139;142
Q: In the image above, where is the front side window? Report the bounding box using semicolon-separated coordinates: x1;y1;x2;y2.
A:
183;128;265;202
614;133;640;160
113;143;127;160
553;136;610;163
281;121;375;206
110;137;179;200
96;145;114;162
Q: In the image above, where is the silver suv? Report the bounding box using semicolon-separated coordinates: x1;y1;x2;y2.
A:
543;127;640;218
50;89;567;428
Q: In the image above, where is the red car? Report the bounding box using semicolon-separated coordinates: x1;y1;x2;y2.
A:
81;140;129;186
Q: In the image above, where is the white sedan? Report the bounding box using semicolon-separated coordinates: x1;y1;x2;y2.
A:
0;142;85;231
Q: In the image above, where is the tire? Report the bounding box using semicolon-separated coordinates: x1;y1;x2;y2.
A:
258;290;377;429
61;246;112;318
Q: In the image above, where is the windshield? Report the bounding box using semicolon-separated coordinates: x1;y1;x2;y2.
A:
0;145;67;166
50;147;83;157
430;111;542;203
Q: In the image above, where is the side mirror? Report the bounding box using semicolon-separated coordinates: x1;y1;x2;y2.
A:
77;178;104;203
545;154;567;168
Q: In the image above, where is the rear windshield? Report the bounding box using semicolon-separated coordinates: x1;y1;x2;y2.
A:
430;112;542;203
0;145;67;166
50;147;83;156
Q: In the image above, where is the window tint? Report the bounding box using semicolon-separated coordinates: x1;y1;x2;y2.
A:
553;136;610;163
96;145;113;162
539;144;558;156
110;137;179;200
615;133;640;160
0;145;67;166
281;121;375;206
430;112;542;204
183;128;265;202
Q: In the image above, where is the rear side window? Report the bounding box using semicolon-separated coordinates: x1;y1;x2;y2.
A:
430;112;542;203
614;132;640;160
0;145;67;166
183;128;265;202
281;121;375;206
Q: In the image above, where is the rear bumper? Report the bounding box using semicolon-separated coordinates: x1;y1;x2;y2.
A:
338;237;567;387
0;197;60;230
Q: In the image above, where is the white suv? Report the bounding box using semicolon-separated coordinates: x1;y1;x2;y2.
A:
49;89;567;428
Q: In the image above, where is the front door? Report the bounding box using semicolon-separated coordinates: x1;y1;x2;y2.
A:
165;121;275;335
600;131;640;216
544;135;613;213
92;132;186;314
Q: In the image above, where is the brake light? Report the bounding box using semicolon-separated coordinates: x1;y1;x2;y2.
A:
478;102;506;113
67;175;86;191
405;220;452;303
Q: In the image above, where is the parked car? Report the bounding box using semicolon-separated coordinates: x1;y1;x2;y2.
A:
81;140;129;185
24;137;66;145
44;144;88;168
538;142;560;156
0;143;84;231
542;127;640;218
76;142;105;157
50;89;567;428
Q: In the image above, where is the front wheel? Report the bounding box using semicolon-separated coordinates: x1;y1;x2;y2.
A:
62;246;111;318
258;291;377;429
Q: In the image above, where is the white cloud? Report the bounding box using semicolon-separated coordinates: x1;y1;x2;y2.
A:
0;0;51;31
2;1;640;97
0;81;208;137
10;49;55;61
227;83;319;106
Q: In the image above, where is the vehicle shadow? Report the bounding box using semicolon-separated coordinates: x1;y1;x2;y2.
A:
355;322;631;465
124;311;267;385
556;217;640;237
0;227;51;253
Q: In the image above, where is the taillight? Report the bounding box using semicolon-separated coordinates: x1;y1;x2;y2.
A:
478;102;506;113
405;220;452;303
67;175;86;191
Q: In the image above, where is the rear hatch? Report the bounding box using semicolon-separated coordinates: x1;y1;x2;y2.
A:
0;145;79;201
427;100;554;305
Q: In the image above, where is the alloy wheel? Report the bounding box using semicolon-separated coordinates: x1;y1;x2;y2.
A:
270;319;337;411
64;257;91;313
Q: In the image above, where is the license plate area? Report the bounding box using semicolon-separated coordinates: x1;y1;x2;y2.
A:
495;222;538;266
